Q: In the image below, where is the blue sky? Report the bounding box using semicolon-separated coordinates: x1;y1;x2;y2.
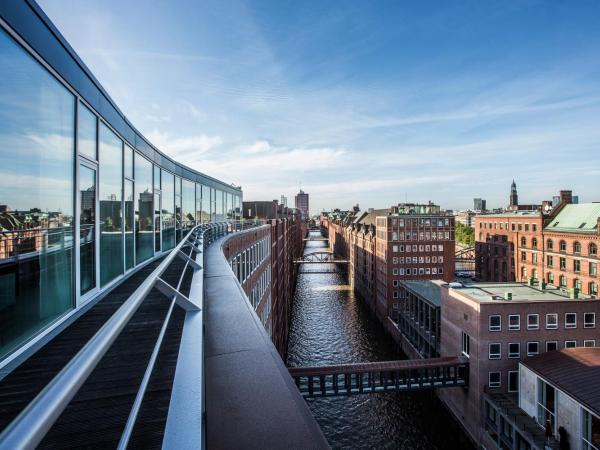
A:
39;0;600;213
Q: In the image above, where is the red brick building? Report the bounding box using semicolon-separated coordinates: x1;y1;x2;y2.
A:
224;210;305;358
475;191;599;298
437;281;600;447
324;203;455;321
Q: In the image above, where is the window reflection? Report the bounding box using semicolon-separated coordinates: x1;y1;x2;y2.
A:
124;180;134;270
134;154;153;264
182;179;195;231
78;103;97;160
0;29;75;359
98;123;123;286
80;165;96;295
161;170;175;251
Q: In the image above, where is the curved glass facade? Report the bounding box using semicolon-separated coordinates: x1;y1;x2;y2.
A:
0;22;242;363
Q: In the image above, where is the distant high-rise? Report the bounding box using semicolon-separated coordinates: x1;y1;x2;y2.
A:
509;179;518;208
473;198;486;212
280;195;287;208
295;190;309;221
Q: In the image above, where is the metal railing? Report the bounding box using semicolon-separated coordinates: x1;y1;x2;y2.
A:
0;221;235;450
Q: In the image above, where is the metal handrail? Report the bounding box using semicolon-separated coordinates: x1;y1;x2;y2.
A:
0;222;229;450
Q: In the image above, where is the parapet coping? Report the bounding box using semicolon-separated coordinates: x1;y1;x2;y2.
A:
203;231;329;449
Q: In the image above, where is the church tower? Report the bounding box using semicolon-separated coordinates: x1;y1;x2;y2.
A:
509;179;518;208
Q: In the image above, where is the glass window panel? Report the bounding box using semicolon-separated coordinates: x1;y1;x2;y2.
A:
78;102;96;160
161;170;175;251
134;153;153;264
201;185;211;223
215;189;224;220
0;30;75;359
124;179;134;270
182;179;195;231
99;123;123;285
175;176;182;243
124;144;133;179
154;165;161;190
79;165;96;295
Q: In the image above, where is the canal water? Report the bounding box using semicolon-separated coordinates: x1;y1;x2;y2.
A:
286;231;473;449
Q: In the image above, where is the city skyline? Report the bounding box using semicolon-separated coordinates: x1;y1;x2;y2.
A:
37;0;600;213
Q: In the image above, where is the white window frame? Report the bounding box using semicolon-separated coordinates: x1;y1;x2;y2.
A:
565;313;577;329
527;314;539;330
546;313;558;330
584;313;595;329
488;343;501;360
488;372;501;388
508;342;520;358
527;341;539;356
565;340;576;348
489;315;501;332
546;341;558;352
508;314;520;331
583;340;596;348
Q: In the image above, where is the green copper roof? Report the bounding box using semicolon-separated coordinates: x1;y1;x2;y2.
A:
402;280;443;306
546;203;600;233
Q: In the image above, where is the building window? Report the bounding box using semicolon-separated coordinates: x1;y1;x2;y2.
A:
584;313;596;328
508;371;519;392
590;263;597;277
546;313;558;329
560;240;567;252
590;282;598;296
488;372;501;388
574;241;582;254
547;239;554;250
462;332;470;357
527;342;539;356
521;237;527;247
508;343;520;358
590;243;598;256
508;315;520;331
527;314;539;330
565;340;576;348
489;343;501;359
489;315;501;332
532;238;538;249
547;255;553;267
560;257;566;270
560;275;567;287
521;251;527;262
546;341;558;352
565;313;577;329
537;379;556;433
584;340;596;348
574;260;581;273
582;409;600;450
547;272;554;285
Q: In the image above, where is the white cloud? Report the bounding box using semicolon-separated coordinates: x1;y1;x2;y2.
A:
146;130;223;160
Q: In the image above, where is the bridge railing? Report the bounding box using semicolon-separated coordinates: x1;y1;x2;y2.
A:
289;357;469;398
0;220;262;450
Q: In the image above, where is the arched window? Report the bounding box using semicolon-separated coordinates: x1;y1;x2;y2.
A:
547;272;554;284
559;275;567;287
521;266;527;279
560;240;566;252
532;238;538;249
590;282;598;296
590;243;598;256
574;241;581;254
546;239;553;250
521;236;527;247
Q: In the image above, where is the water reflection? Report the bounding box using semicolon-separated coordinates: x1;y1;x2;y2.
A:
287;232;473;449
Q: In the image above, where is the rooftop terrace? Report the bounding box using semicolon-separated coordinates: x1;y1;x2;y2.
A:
449;281;592;303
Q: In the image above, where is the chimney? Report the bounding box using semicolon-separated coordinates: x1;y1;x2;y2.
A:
559;190;573;205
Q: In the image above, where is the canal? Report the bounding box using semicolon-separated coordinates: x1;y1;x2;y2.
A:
286;231;474;449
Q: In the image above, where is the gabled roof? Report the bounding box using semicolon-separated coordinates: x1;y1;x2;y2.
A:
357;209;389;226
545;203;600;233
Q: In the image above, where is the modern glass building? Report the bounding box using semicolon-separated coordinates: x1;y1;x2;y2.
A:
0;2;242;367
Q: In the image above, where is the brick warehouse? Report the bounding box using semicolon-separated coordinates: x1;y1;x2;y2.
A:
475;190;599;297
224;210;305;358
322;202;455;321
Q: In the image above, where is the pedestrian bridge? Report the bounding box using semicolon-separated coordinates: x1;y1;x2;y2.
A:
294;251;349;264
289;356;469;398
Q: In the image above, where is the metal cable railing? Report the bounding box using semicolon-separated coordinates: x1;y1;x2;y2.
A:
0;221;241;450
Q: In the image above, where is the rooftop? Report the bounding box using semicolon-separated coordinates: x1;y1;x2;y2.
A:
522;348;600;417
401;280;445;306
448;281;592;303
475;211;540;218
545;203;600;234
